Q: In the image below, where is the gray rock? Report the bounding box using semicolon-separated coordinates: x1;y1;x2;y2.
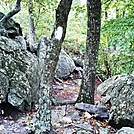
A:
52;97;76;105
53;85;63;90
76;130;92;134
62;116;72;123
51;106;66;123
0;36;39;111
99;127;109;134
98;95;111;105
55;50;76;79
73;57;83;68
74;123;93;132
97;74;132;97
116;127;134;134
97;74;134;128
73;78;82;86
62;128;74;134
75;103;108;114
93;112;109;120
83;112;92;119
68;111;80;121
0;72;8;103
75;67;83;78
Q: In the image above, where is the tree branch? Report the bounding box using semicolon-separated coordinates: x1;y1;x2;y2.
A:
0;0;21;24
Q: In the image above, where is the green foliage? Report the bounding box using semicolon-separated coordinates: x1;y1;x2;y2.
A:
98;17;134;79
63;2;87;54
0;0;133;79
0;0;58;38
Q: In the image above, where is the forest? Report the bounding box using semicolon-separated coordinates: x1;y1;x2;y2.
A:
0;0;134;134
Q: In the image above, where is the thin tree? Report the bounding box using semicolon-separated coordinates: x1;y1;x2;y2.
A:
0;0;73;133
32;0;73;133
28;0;35;52
77;0;101;104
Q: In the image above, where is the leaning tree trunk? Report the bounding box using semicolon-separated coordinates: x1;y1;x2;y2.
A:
76;0;101;104
32;0;73;133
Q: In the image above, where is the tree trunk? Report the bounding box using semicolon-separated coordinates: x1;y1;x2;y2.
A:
76;0;101;104
32;0;73;133
28;0;35;52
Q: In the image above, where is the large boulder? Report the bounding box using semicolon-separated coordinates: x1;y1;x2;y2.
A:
97;74;134;128
0;36;39;111
55;50;76;79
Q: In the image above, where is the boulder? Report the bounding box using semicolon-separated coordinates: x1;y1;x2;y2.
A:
75;103;108;114
116;127;134;134
0;36;39;111
97;74;134;128
55;50;76;79
73;57;83;68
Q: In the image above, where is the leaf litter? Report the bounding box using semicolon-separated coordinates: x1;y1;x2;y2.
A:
0;79;117;134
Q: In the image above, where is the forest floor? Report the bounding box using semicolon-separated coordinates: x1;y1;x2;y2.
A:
0;79;117;134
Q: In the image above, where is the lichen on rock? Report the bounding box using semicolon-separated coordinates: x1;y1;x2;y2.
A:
0;35;40;111
97;74;134;128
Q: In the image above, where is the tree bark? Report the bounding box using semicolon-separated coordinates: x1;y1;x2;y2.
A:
32;0;73;133
76;0;101;104
28;0;36;52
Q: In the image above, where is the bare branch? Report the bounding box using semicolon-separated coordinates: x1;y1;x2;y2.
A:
0;0;21;24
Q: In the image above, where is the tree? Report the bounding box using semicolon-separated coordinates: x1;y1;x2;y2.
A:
28;0;35;52
77;0;101;104
98;0;134;79
0;0;73;133
31;0;73;133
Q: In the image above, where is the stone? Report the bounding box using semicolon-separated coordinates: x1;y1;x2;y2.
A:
73;79;82;86
53;85;63;90
76;130;92;134
68;111;80;121
62;116;72;123
98;95;111;105
75;103;108;114
52;97;76;105
0;72;8;103
55;50;76;79
99;127;109;134
97;74;132;97
97;74;134;128
93;112;109;120
73;57;83;68
55;123;61;128
0;125;4;131
51;106;66;124
63;128;74;134
74;123;93;132
0;35;39;111
84;112;92;119
116;127;134;134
